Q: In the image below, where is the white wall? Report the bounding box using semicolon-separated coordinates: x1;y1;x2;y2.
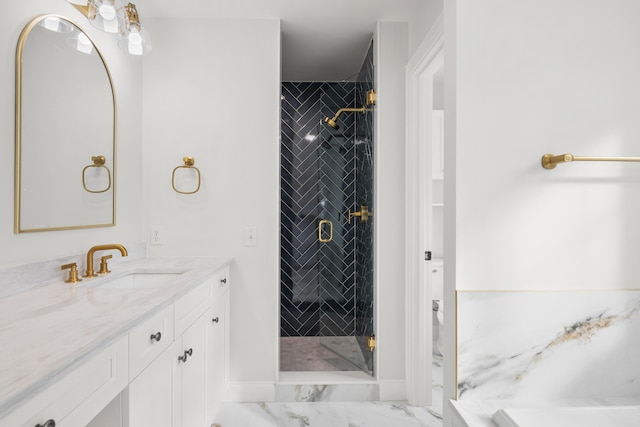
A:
0;0;143;268
408;0;443;59
375;21;409;398
453;0;640;293
141;18;281;392
445;0;640;424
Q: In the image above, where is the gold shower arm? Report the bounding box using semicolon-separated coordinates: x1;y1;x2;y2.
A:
328;107;369;122
324;90;376;129
541;153;640;169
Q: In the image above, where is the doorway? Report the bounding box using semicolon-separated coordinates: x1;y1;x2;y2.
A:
405;16;444;406
279;41;375;376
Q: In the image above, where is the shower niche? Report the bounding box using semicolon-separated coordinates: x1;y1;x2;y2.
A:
279;42;374;375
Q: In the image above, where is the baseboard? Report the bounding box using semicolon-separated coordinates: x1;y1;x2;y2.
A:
378;379;407;401
224;381;276;402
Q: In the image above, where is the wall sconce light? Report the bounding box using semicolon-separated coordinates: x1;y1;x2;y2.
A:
67;0;152;55
118;3;152;55
87;0;126;33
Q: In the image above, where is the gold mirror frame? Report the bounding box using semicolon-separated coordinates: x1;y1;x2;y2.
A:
15;15;117;233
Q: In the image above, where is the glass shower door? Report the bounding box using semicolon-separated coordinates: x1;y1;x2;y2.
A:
316;124;374;375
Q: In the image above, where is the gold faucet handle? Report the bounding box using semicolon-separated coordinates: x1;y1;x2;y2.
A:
98;254;113;275
61;263;82;284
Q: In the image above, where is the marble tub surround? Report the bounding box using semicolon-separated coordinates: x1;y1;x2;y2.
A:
0;242;146;297
457;291;640;400
450;397;640;427
0;255;231;419
492;405;640;427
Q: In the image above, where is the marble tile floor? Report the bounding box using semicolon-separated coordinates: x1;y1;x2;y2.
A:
215;355;444;426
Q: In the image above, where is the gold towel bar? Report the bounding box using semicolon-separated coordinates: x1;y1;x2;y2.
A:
541;153;640;170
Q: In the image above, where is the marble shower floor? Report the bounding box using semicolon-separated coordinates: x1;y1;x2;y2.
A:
215;355;444;426
280;337;367;371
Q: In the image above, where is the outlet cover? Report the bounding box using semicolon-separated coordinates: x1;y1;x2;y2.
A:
150;227;163;246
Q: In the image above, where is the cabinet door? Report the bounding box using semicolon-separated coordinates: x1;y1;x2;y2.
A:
205;288;229;423
128;340;180;427
177;312;208;427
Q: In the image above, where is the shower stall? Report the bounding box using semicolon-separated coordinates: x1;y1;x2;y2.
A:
280;42;374;375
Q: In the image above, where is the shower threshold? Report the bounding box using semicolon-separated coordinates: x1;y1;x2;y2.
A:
276;371;379;402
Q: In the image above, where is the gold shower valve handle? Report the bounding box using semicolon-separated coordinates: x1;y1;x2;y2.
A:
348;205;371;224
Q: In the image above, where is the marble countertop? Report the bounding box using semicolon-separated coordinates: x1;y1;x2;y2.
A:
0;256;231;419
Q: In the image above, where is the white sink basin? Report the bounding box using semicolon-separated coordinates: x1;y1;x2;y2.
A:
87;271;186;289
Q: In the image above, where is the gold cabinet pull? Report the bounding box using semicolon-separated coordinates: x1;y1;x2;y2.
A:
318;219;333;243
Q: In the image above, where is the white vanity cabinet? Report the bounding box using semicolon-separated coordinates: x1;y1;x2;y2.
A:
205;270;230;423
0;336;128;427
126;266;231;427
0;258;232;427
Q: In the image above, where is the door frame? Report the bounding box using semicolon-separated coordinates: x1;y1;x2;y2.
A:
404;14;444;406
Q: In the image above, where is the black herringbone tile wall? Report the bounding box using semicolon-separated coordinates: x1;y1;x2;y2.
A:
281;82;357;337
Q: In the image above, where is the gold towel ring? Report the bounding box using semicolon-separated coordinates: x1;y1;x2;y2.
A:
82;155;112;193
172;156;201;194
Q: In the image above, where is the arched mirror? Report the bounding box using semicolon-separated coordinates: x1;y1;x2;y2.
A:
15;15;116;233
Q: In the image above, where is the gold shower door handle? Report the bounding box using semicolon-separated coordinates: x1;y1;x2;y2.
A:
318;219;333;243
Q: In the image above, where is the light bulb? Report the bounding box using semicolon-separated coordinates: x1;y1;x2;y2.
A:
88;0;125;33
128;31;142;45
98;4;116;20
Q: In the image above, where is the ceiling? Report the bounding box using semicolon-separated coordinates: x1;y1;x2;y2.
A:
135;0;422;82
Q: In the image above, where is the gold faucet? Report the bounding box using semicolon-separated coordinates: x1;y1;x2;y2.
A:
61;263;82;283
84;244;128;278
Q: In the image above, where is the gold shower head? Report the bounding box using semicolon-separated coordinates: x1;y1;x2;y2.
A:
324;116;339;129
